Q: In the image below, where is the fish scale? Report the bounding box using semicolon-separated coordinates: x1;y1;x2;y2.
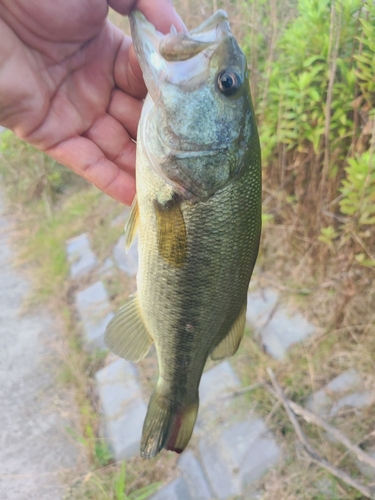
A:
105;9;261;458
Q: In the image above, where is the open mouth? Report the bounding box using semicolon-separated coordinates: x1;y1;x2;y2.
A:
130;10;231;63
129;10;233;94
159;10;231;61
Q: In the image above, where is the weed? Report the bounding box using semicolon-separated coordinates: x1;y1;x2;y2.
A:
65;463;160;500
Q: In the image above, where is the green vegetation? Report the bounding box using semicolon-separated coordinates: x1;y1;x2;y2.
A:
65;462;160;500
1;1;374;498
254;0;375;280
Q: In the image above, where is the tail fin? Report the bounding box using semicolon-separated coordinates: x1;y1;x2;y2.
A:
140;389;199;459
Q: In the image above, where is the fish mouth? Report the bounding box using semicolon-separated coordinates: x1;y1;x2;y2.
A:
159;10;230;61
130;10;231;99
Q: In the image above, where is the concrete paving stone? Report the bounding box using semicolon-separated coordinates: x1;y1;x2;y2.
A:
307;369;375;417
104;398;146;460
220;418;268;458
329;391;375;417
95;358;140;414
150;476;191;500
66;233;98;278
75;281;113;349
198;436;241;499
324;369;360;391
261;309;315;359
220;418;281;488
247;287;315;359
99;257;115;278
199;361;240;407
315;478;339;498
113;235;138;276
198;417;281;498
178;449;213;500
355;446;375;478
246;288;279;328
96;358;147;460
239;434;281;486
257;331;285;359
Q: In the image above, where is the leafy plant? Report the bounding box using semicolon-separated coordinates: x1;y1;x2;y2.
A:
339;151;375;226
261;0;362;171
338;150;375;267
252;0;375;283
355;2;375;109
318;225;339;248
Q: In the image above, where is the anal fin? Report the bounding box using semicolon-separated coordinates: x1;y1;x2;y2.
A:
210;304;247;360
104;293;153;362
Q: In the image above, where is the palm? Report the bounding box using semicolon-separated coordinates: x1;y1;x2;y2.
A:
0;0;183;204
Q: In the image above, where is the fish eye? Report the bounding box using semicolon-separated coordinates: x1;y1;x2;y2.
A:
217;70;242;97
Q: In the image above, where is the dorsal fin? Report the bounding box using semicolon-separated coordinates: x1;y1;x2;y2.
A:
124;196;139;251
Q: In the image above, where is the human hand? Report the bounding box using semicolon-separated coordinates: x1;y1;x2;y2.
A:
0;0;185;205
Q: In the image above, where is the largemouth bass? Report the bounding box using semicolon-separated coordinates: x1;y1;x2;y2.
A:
105;10;261;459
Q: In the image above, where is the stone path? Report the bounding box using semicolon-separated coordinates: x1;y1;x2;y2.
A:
68;220;374;498
0;192;81;499
67;229;307;499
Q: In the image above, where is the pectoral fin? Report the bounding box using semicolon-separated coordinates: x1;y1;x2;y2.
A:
210;304;247;360
124;196;139;250
154;196;187;267
104;293;153;362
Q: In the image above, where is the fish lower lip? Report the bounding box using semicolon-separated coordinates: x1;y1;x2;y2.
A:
173;148;227;159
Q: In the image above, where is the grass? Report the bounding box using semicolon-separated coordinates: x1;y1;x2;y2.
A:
65;463;161;500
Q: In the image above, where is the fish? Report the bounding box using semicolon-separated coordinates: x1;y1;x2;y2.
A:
105;9;262;459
